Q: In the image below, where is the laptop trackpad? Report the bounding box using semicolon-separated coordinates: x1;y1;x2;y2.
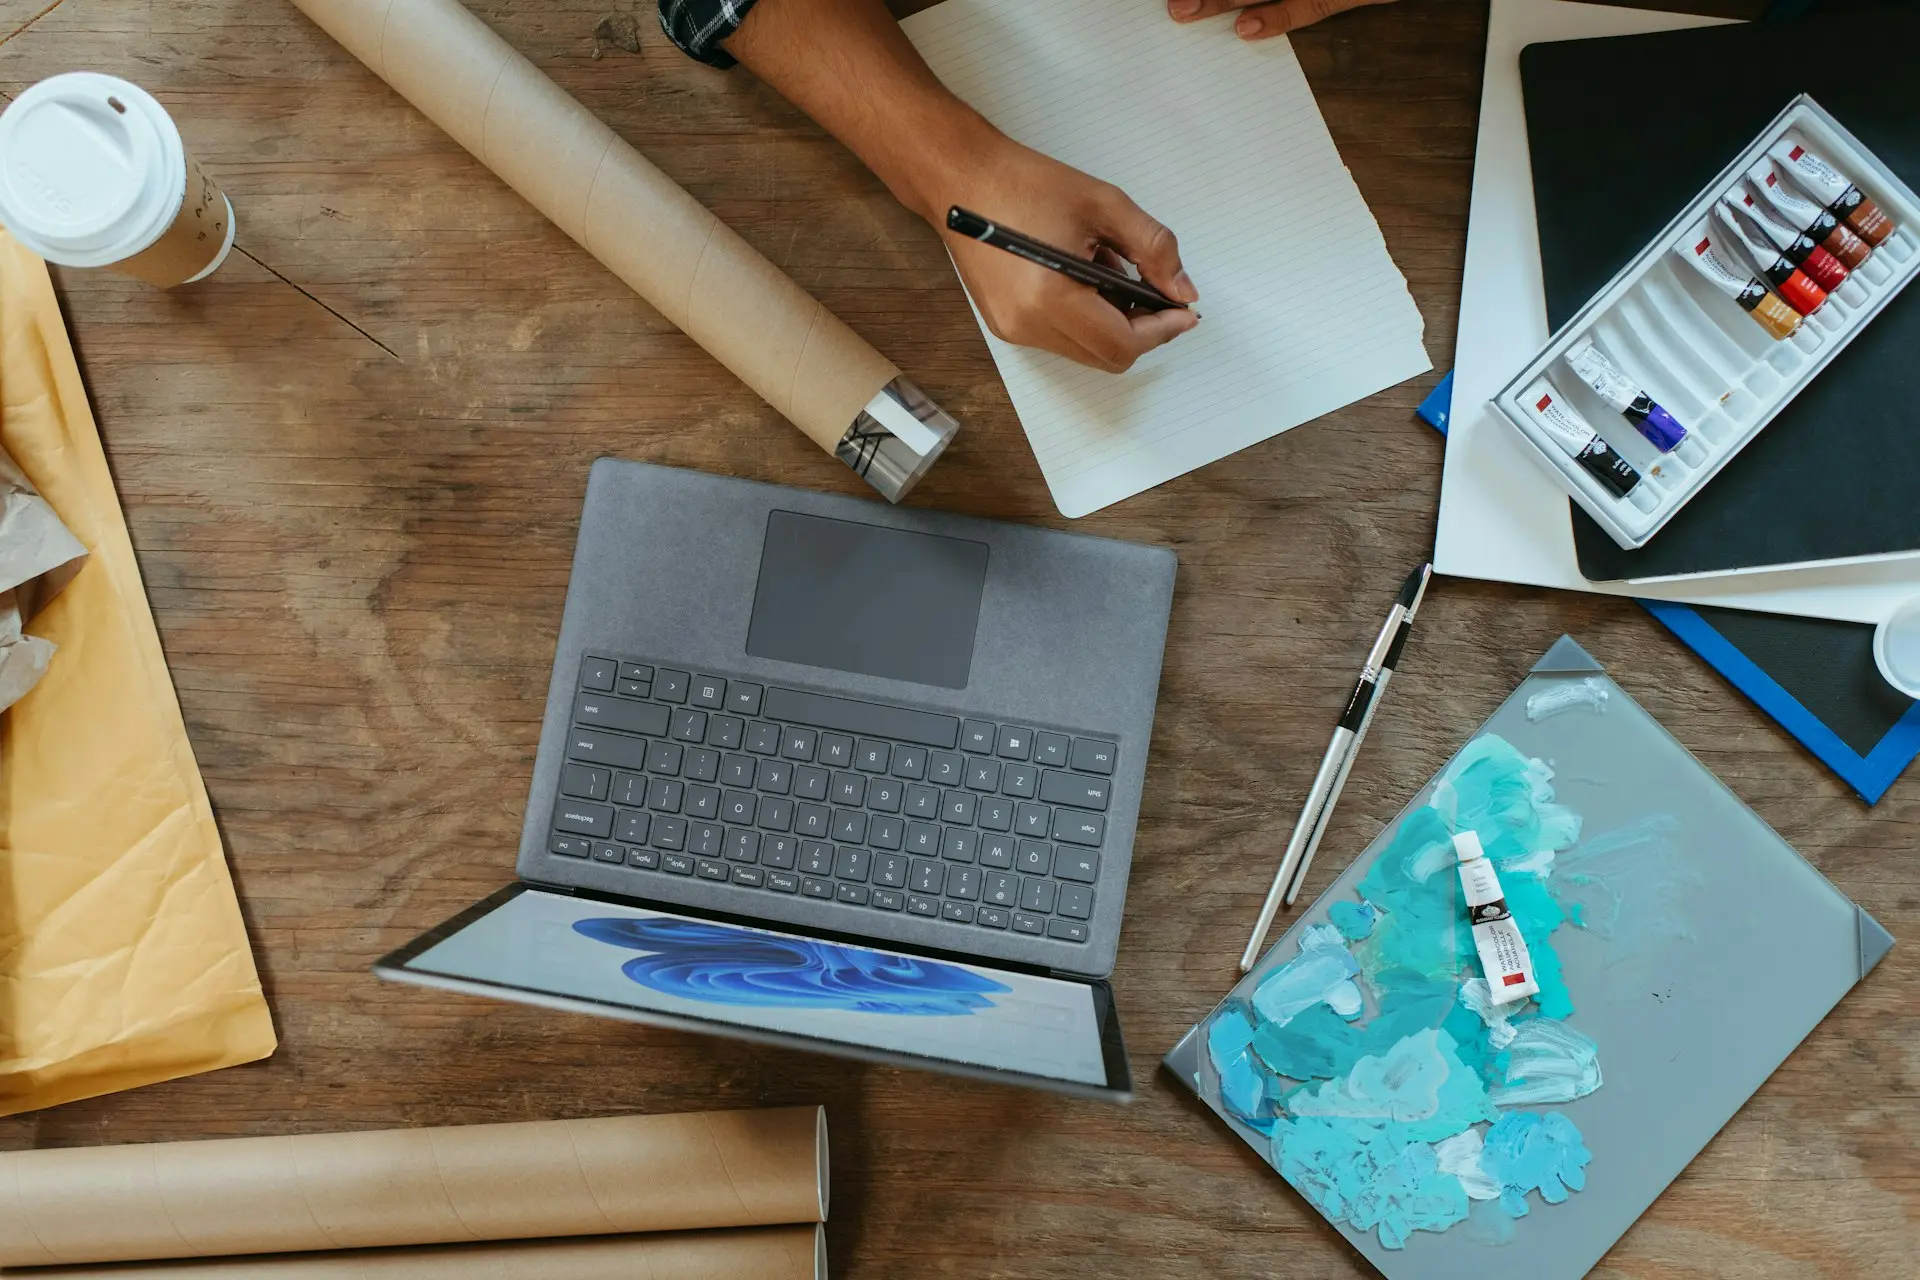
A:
745;511;988;690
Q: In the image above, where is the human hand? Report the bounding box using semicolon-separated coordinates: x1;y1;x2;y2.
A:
935;138;1199;374
1168;0;1399;40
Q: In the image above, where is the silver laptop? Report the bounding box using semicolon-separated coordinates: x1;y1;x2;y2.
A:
378;459;1176;1100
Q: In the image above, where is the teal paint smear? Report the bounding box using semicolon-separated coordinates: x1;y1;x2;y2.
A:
1251;929;1364;1027
1285;1028;1497;1143
1479;1111;1592;1218
1271;1117;1470;1249
1330;900;1377;940
1553;815;1698;995
1208;1006;1257;1064
1490;1018;1603;1106
1250;970;1462;1083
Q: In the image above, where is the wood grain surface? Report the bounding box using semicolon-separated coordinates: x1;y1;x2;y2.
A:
0;1;1912;1276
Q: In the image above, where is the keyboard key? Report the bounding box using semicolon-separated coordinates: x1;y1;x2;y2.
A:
868;778;903;813
795;803;831;838
616;678;650;698
997;726;1034;760
869;815;904;849
907;893;940;916
555;801;613;837
567;730;650;771
561;764;611;801
943;791;978;825
832;772;868;806
761;835;798;869
966;758;1001;792
1020;878;1057;913
1056;850;1100;883
1058;884;1094;919
762;686;960;750
662;852;694;876
792;765;830;801
615;810;651;844
905;785;940;819
962;720;996;753
871;888;905;912
1071;737;1117;775
946;865;981;900
855;739;889;772
1015;803;1052;837
549;834;592;858
1012;911;1046;936
613;772;649;806
722;790;756;824
1048;918;1089;943
1053;811;1106;847
891;745;928;779
976;906;1010;930
574;692;670;738
819;733;854;767
782;727;818;761
728;682;763;716
1041;771;1111;811
707;716;744;750
910;860;943;894
757;796;794;831
654;670;690;703
722;754;756;787
683;749;719;783
732;867;764;887
646;740;683;775
800;841;834;875
692;676;727;709
802;877;834;899
873;853;908;888
904;822;939;856
726;830;760;862
835;847;871;882
650;816;687;850
1034;731;1071;767
671;709;708;743
1017;840;1052;874
836;883;871;906
746;722;781;754
940;827;977;861
978;797;1014;831
928;752;964;787
628;846;660;869
579;655;617;692
619;662;654;683
942;901;977;924
766;870;799;893
688;822;724;856
755;759;792;793
832;810;868;843
1002;764;1038;799
979;834;1017;869
983;872;1018;907
684;784;719;820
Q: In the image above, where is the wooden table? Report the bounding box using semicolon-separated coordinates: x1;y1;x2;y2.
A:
1;1;1912;1275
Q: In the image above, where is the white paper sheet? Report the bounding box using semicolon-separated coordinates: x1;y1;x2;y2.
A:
1436;0;1920;625
902;0;1430;518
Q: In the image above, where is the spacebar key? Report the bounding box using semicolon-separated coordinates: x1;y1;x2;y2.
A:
762;688;959;749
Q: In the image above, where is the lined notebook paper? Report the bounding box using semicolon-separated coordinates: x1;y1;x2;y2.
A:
902;0;1430;517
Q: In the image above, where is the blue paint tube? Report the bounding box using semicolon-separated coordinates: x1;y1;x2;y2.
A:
1563;339;1691;455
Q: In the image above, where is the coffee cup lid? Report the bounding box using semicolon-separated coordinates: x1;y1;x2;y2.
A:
1873;595;1920;700
0;73;184;265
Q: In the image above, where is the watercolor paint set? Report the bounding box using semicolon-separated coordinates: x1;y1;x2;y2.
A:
1492;97;1920;550
1164;637;1890;1280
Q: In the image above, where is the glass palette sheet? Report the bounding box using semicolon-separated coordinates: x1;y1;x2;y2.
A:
1164;637;1892;1280
1491;96;1920;550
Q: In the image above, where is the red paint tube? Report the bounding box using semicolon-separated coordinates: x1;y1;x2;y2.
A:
1747;156;1873;270
1712;202;1826;315
1731;187;1849;292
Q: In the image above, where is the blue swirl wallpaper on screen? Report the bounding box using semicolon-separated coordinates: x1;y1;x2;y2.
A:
573;916;1013;1016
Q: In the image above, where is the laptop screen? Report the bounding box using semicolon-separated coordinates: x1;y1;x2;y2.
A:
383;887;1123;1094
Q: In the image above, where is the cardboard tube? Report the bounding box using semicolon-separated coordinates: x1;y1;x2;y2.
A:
0;1108;827;1267
0;1225;827;1280
288;0;956;500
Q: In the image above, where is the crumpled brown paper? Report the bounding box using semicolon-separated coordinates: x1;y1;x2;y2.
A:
0;230;275;1115
0;442;86;711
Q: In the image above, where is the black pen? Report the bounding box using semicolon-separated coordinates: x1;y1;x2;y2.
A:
946;206;1188;313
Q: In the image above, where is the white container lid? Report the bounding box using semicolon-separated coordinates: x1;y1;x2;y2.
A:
0;73;185;267
1873;595;1920;700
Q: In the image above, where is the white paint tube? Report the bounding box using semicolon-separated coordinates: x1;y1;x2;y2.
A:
1453;830;1540;1005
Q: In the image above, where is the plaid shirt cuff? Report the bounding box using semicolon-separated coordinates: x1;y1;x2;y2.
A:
658;0;762;69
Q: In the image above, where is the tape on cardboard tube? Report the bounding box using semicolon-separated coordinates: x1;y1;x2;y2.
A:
0;1108;828;1267
0;1225;827;1280
288;0;956;501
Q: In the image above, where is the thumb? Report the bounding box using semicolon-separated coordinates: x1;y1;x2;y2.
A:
1091;185;1198;304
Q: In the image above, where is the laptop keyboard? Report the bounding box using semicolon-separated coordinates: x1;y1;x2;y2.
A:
549;654;1120;944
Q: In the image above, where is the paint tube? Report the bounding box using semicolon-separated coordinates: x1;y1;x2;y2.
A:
1769;136;1897;247
1747;157;1872;270
1729;187;1849;292
1673;220;1801;340
1517;380;1646;505
1562;338;1691;455
1712;202;1826;316
1453;830;1539;1006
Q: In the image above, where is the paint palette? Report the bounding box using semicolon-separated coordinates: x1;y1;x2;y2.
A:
1491;96;1920;550
1164;637;1891;1280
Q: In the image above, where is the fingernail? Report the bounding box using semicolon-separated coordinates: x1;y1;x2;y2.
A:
1169;0;1202;18
1173;270;1198;303
1236;12;1263;36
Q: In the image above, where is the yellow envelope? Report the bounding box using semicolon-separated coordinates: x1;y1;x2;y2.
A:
0;232;275;1115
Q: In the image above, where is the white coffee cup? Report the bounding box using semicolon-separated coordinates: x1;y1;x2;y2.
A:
1873;595;1920;700
0;72;235;287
